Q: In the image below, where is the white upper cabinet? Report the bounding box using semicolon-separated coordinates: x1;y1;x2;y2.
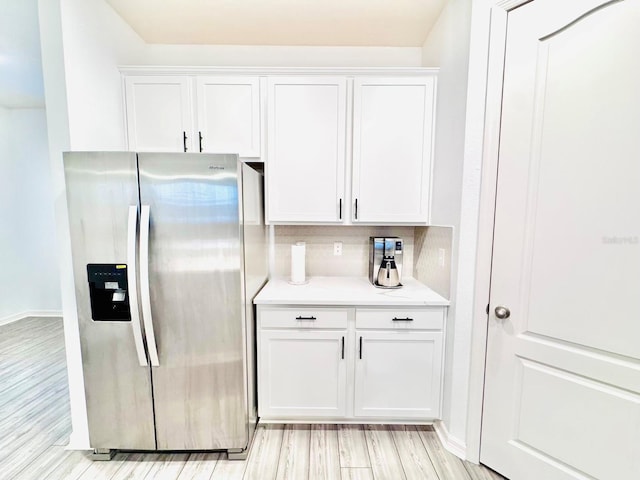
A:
125;76;194;152
122;69;438;224
196;76;260;157
266;77;347;223
351;77;436;223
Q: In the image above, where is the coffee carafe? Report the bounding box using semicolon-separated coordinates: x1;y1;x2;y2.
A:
377;255;400;287
369;237;403;288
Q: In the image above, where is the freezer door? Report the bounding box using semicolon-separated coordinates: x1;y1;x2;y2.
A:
63;152;155;450
137;153;248;450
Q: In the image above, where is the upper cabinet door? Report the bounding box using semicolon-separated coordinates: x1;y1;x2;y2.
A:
124;76;194;152
351;77;436;223
196;76;261;158
266;77;347;223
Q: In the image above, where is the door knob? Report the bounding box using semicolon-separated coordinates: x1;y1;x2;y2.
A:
494;305;511;319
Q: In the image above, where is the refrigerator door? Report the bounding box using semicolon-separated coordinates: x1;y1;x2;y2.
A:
137;153;248;450
239;164;268;433
63;152;155;450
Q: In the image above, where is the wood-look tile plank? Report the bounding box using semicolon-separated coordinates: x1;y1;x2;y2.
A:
0;380;68;431
417;426;472;480
12;446;71;480
276;424;310;480
0;368;68;419
0;391;70;459
0;411;73;479
464;461;507;480
142;453;189;479
363;425;406;480
176;453;220;480
340;467;374;480
209;455;248;480
42;450;93;480
243;425;284;480
337;425;370;468
0;346;65;387
72;452;135;480
0;352;67;406
109;453;162;480
309;425;341;480
390;425;439;480
0;332;63;357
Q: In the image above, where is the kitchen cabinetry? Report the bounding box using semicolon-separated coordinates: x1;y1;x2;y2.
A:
122;68;438;223
255;280;447;423
351;77;436;223
258;308;348;418
124;75;261;157
264;75;436;225
196;76;261;157
266;77;347;223
124;76;193;152
354;308;443;419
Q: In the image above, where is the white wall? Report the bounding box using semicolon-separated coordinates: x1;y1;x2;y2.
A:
143;45;423;67
60;0;146;150
0;107;61;323
38;0;148;449
421;0;473;453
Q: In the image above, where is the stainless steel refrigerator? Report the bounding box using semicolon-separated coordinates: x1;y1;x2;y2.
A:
64;152;267;457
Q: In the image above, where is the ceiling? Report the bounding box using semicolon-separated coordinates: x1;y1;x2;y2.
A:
0;0;447;109
0;0;44;108
104;0;447;47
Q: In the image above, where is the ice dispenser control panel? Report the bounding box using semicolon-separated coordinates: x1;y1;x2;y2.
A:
87;264;131;321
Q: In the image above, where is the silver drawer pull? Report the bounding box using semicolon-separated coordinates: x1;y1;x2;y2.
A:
295;316;317;320
392;317;414;321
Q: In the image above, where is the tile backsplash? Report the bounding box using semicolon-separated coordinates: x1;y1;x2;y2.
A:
273;226;415;278
414;226;453;299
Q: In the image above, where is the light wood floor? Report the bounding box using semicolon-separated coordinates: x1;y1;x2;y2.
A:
1;317;506;480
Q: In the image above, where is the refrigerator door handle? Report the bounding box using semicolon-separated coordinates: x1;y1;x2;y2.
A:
127;206;148;366
140;205;160;367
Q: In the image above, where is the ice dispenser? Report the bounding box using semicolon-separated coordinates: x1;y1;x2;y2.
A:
87;264;131;321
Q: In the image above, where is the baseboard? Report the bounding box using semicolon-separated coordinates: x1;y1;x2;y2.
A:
0;310;63;327
434;420;467;460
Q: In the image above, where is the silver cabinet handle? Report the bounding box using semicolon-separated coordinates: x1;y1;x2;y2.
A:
128;206;148;366
140;205;160;366
494;305;511;319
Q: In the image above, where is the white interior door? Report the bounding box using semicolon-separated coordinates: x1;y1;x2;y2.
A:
481;1;640;479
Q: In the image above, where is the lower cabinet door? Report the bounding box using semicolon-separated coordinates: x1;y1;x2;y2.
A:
259;330;347;418
354;331;443;419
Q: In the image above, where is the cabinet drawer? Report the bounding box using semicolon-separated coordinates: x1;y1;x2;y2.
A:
355;308;444;330
260;308;349;329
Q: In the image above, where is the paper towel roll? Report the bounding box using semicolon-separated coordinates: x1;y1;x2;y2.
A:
290;241;306;285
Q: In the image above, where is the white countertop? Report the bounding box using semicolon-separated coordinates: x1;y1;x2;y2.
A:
254;276;450;306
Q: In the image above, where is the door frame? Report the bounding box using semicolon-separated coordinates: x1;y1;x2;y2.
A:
463;0;533;464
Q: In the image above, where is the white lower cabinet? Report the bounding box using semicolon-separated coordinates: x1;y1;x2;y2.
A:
354;331;443;419
257;305;445;422
258;329;347;418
